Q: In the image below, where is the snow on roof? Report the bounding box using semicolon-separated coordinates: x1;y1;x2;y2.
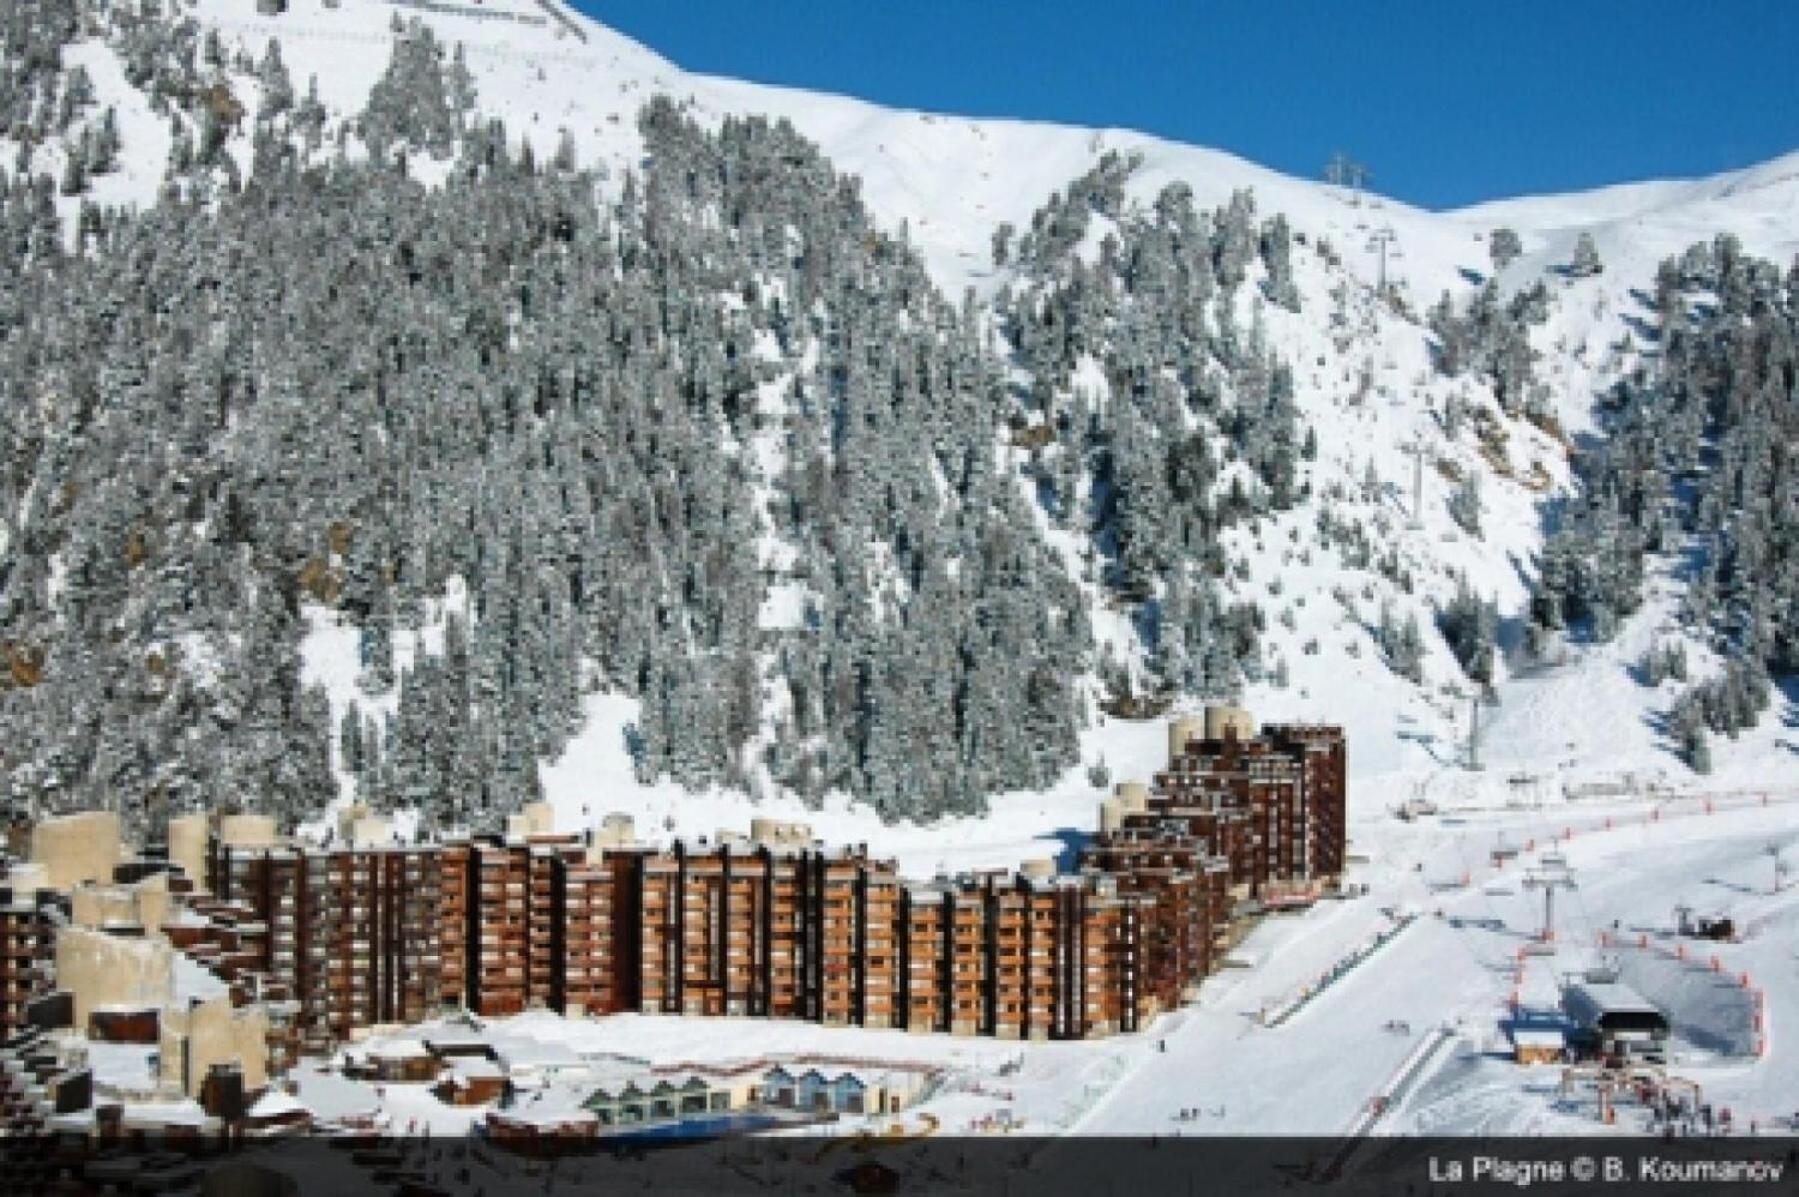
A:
586;1062;669;1096
248;1089;312;1121
448;1057;505;1081
289;1064;381;1121
435;1010;992;1078
121;1100;214;1129
365;1038;432;1060
488;1079;599;1128
1564;982;1662;1018
491;1035;583;1070
1510;1027;1567;1048
85;1042;161;1093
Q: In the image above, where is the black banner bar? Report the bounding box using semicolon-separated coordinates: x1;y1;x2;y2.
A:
4;1134;1799;1196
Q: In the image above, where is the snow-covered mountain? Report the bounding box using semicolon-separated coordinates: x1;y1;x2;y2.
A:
7;0;1797;864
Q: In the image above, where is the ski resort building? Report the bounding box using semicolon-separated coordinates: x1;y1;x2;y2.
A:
0;709;1345;1058
1562;982;1671;1060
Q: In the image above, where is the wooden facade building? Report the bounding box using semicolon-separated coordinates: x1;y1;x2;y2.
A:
189;713;1344;1049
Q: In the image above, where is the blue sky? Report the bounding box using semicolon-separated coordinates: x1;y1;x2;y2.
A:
573;1;1799;210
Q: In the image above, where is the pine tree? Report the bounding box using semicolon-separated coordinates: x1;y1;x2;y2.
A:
1570;231;1603;278
59;132;88;195
1437;577;1498;684
1488;227;1522;272
257;40;293;117
87;107;120;175
1448;473;1483;537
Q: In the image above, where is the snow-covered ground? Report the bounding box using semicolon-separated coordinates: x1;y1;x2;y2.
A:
1076;792;1799;1138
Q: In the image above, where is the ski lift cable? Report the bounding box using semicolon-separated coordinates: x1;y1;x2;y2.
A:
1450;829;1515;929
1442;828;1535;974
1518;791;1600;945
1510;786;1597;948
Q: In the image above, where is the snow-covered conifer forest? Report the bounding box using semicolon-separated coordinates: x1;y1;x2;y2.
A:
2;0;1795;842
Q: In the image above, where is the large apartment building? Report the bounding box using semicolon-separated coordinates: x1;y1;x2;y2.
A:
0;888;56;1038
204;817;445;1050
7;707;1344;1049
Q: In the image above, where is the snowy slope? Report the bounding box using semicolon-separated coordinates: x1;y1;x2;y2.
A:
17;0;1798;857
